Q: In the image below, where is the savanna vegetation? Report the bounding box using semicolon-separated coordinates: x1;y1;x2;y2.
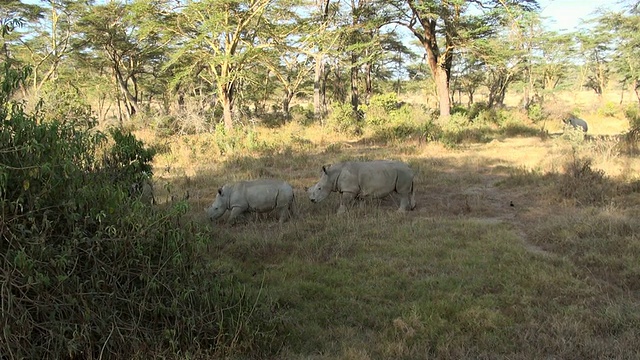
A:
2;0;640;358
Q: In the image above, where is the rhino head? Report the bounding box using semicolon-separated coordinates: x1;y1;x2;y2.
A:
308;165;333;203
205;186;229;220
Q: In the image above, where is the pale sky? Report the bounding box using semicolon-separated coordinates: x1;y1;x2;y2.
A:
538;0;629;31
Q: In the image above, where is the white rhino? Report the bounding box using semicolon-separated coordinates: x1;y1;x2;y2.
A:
308;160;416;214
205;179;295;224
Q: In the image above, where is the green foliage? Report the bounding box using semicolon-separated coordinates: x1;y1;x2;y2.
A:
103;127;156;186
37;80;95;128
328;102;362;135
526;103;547;123
597;101;619;117
1;59;280;358
622;104;640;154
370;92;400;112
624;104;640;130
286;104;314;126
440;113;492;148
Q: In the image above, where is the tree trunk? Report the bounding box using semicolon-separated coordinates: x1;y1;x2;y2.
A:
222;94;233;129
434;66;451;118
350;52;359;114
420;27;451;119
314;53;324;118
364;61;372;105
282;88;293;118
220;82;234;129
114;67;139;116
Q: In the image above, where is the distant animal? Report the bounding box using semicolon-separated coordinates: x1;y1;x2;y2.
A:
563;115;588;133
205;179;295;224
307;160;416;214
129;178;156;205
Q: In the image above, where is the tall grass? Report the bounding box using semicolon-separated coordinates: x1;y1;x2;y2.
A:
142;104;640;359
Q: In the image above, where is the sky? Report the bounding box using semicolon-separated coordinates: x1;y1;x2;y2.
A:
537;0;629;32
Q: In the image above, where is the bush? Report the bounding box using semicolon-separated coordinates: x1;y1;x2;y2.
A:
558;154;611;206
1;57;280;358
467;101;490;121
624;104;640;131
621;104;640;154
37;80;96;128
290;104;314;125
439;113;492;148
597;101;619;117
369;92;400;112
328;102;362;135
527;103;547;123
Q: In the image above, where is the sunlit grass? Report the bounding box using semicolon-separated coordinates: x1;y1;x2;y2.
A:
134;101;640;358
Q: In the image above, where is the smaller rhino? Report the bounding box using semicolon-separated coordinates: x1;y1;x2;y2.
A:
205;179;295;224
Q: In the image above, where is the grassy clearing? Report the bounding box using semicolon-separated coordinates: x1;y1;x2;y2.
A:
134;105;640;358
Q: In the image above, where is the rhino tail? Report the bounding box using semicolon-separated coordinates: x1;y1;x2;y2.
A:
410;181;416;210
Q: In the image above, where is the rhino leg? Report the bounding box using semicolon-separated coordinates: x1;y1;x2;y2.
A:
338;192;357;214
277;206;290;223
227;206;246;224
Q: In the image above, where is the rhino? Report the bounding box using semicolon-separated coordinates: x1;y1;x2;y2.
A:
205;179;295;224
308;160;416;214
563;115;588;132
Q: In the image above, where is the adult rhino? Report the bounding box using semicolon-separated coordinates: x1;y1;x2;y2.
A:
308;160;416;214
205;179;295;224
563;114;588;132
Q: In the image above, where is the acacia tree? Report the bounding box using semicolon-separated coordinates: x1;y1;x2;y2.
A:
17;0;88;97
576;27;611;101
75;2;167;122
310;0;336;119
167;0;273;129
384;0;538;118
450;52;484;105
599;7;640;104
533;30;574;92
258;4;315;118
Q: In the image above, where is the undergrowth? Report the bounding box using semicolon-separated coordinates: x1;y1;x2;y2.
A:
0;52;280;358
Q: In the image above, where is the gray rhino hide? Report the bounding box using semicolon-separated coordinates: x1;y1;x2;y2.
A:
310;160;416;213
205;179;294;224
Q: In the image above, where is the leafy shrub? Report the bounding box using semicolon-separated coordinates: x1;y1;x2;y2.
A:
451;104;468;117
1;57;280;358
420;118;443;143
328;102;362;135
561;125;587;145
527;103;547;123
290;104;314;125
624;104;640;130
369;92;400;112
467;101;490;121
498;112;541;137
558;154;611;205
621;105;640;154
37;80;95;128
597;101;618;117
439;113;492;148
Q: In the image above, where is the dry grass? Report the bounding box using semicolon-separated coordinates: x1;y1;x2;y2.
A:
132;98;640;359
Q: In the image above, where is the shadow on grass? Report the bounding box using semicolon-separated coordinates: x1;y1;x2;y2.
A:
152;134;640;358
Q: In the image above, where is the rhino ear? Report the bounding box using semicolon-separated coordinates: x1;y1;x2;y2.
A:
217;187;223;195
322;165;328;174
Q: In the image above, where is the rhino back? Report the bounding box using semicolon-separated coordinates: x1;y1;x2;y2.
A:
340;161;412;197
237;179;292;212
